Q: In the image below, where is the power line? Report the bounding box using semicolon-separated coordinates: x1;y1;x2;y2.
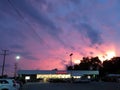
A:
8;0;24;19
0;50;9;77
7;0;45;44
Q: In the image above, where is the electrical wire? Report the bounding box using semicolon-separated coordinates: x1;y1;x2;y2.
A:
7;0;45;44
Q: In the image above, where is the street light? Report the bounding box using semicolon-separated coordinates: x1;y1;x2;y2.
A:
14;55;20;78
69;53;73;82
16;56;20;60
70;53;73;69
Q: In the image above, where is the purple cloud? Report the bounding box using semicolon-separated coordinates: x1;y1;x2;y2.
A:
0;0;120;76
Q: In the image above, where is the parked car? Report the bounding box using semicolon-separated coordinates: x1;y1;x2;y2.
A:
0;79;20;90
73;76;91;83
116;78;120;83
73;78;91;83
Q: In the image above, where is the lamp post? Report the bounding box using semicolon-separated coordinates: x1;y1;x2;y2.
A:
70;53;73;69
69;53;73;82
14;56;20;79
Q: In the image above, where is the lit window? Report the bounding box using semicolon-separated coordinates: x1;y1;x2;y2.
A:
25;76;30;80
87;76;91;79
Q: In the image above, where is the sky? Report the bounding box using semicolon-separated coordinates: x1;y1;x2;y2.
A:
0;0;120;76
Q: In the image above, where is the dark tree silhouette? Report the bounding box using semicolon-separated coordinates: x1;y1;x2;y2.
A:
67;56;120;78
78;57;91;70
66;65;73;70
90;57;102;70
67;56;102;70
103;57;120;74
79;57;102;70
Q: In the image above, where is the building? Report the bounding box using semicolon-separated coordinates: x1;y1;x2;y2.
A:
18;70;99;82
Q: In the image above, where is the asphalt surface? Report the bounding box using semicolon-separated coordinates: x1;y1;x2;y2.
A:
20;82;120;90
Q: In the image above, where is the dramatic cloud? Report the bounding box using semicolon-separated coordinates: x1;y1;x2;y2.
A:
0;0;120;76
77;23;103;45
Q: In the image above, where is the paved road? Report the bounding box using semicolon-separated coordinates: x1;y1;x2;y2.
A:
21;82;120;90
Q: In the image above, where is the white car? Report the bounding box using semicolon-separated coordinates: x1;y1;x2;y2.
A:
0;79;20;90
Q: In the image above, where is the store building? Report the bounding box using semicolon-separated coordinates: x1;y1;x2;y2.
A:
18;70;99;82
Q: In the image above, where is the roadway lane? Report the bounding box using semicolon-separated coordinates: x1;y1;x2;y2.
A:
21;82;120;90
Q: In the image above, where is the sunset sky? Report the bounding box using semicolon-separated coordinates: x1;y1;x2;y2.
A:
0;0;120;76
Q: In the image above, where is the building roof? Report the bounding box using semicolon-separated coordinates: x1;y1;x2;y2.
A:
18;70;56;74
18;70;99;75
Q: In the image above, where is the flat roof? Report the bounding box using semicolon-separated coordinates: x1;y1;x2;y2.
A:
18;70;99;75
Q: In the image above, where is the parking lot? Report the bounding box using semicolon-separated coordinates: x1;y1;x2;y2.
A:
20;82;120;90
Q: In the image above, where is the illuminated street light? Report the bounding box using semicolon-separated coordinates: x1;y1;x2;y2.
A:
16;56;20;60
14;55;20;78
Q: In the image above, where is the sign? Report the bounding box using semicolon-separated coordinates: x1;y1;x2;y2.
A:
56;71;68;74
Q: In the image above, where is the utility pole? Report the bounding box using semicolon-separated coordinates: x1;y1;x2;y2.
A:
0;50;9;77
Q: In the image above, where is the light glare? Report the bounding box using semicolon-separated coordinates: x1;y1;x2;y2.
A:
16;56;20;60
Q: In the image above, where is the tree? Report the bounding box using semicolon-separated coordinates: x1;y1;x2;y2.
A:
66;65;73;70
67;56;102;70
79;57;102;70
79;57;91;70
103;57;120;74
90;57;102;70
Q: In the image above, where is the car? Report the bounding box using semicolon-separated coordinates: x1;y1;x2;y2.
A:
0;79;20;90
74;79;91;83
116;78;120;83
73;76;91;83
